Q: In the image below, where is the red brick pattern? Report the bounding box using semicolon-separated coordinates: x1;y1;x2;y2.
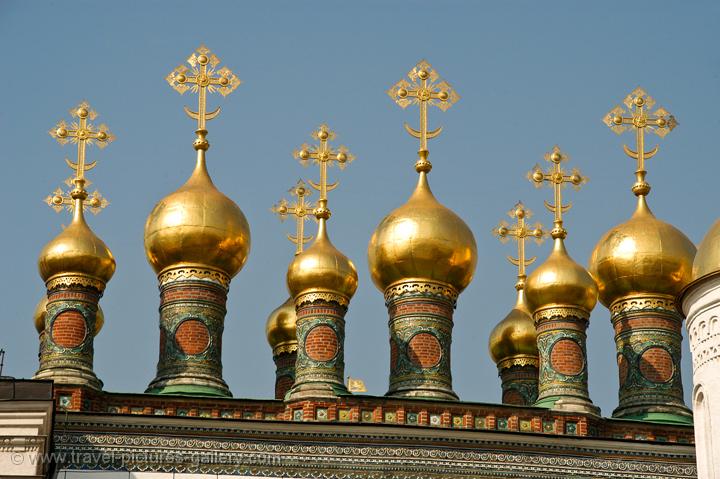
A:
390;301;454;318
639;347;673;383
51;310;87;348
161;285;226;306
175;320;210;355
390;339;398;369
550;339;583;376
617;354;629;386
614;316;679;335
305;325;338;361
275;375;294;399
502;389;525;405
408;333;442;368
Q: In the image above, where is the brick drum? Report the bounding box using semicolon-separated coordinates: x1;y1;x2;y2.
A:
617;353;629;386
550;339;584;376
175;319;210;355
502;389;525;405
408;332;442;368
390;338;398;369
305;325;339;362
275;375;294;399
639;347;674;383
52;310;87;348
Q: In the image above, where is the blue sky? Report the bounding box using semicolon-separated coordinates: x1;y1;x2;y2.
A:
2;0;719;415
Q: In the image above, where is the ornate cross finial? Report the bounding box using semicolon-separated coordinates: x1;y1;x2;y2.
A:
293;124;355;220
272;180;315;255
166;45;241;149
528;146;587;239
388;60;459;173
493;202;546;289
603;87;677;197
46;101;113;215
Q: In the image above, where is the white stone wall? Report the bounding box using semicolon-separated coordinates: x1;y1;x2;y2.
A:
683;277;720;479
0;400;54;478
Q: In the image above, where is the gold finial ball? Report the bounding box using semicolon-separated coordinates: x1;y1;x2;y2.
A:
550;151;562;163
397;88;408;98
336;152;347;163
532;170;544;183
299;149;310;160
634;96;645;106
657;118;667;128
438;91;449;101
52;195;63;205
515;207;525;219
55;127;67;138
97;131;108;141
533;228;544;238
277;204;288;215
418;69;429;80
89;197;101;208
219;77;229;86
497;226;508;236
571;174;582;185
613;115;623;125
176;74;187;83
318;130;329;140
197;54;209;65
76;107;88;118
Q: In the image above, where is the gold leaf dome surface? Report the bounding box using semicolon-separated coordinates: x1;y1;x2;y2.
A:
287;219;358;300
488;289;538;365
33;295;104;334
691;218;720;281
367;172;477;293
144;151;251;278
265;297;297;352
526;238;598;314
38;208;116;285
589;197;695;307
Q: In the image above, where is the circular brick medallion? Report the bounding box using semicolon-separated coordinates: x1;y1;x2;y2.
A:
305;325;339;361
175;319;210;355
617;353;629;386
639;347;674;383
51;310;87;348
408;332;442;368
549;339;584;376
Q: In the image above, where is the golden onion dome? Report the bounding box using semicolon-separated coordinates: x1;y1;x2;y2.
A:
144;149;251;278
33;295;104;334
526;237;598;314
367;171;477;293
488;288;538;365
287;218;358;300
589;196;695;307
38;207;116;285
690;218;720;281
265;297;297;353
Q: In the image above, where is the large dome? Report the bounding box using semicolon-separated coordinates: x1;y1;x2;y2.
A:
589;197;695;307
266;297;297;353
367;172;477;293
488;289;537;365
144;151;250;278
691;218;720;281
38;208;116;285
526;238;598;314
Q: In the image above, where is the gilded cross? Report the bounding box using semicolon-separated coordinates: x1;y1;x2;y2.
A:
603;87;677;196
493;202;546;287
388;60;459;173
46;102;113;215
272;180;315;255
293;125;354;217
166;45;241;132
528;146;587;239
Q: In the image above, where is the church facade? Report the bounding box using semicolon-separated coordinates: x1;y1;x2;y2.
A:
8;46;720;478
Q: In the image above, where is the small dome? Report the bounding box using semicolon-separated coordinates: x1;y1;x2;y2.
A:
33;295;104;334
287;218;358;300
589;197;695;307
144;150;250;278
692;218;720;281
266;296;297;353
526;238;598;314
38;208;115;285
488;288;538;365
367;172;477;293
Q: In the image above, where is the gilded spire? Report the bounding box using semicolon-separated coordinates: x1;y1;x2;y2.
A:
166;45;241;149
603;87;677;197
47;101;114;216
272;180;315;255
494;202;546;290
528;146;587;239
388;60;459;173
